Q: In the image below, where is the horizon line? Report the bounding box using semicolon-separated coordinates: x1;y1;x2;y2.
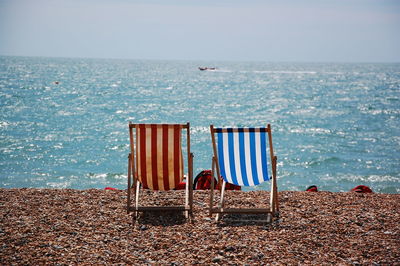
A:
1;54;399;64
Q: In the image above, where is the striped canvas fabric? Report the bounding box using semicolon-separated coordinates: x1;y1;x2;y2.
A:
216;128;269;186
135;124;183;191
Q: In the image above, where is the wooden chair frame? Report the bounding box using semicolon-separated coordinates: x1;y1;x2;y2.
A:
209;124;279;222
127;122;193;221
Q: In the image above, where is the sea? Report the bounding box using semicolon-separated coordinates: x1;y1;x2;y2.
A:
1;56;399;193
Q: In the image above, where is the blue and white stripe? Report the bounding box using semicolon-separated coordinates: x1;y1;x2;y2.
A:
216;128;269;186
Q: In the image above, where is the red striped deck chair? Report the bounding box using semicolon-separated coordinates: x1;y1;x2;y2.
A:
127;123;193;221
209;124;279;222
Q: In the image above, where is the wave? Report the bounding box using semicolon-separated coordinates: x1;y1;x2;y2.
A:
253;70;317;74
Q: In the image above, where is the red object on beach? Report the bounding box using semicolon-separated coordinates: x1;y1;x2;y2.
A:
104;187;118;191
174;181;186;190
194;170;217;190
306;185;318;192
193;170;241;190
222;182;241;191
351;185;373;193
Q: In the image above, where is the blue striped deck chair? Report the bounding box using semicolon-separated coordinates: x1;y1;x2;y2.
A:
209;124;278;222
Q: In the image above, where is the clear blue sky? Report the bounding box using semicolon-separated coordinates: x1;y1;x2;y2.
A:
0;0;399;62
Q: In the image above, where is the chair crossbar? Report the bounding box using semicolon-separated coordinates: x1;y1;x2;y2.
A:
222;218;272;223
214;127;269;133
130;123;189;129
210;208;272;214
129;206;190;212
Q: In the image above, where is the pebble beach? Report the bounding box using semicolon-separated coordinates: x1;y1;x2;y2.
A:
0;188;399;265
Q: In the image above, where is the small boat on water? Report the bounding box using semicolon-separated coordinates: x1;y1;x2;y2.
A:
199;67;216;71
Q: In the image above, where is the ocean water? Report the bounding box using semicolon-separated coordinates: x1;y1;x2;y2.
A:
0;56;399;193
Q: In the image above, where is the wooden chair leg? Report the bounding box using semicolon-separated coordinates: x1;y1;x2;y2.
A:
189;152;194;219
272;155;279;215
209;157;216;217
185;176;189;219
216;180;226;221
134;181;140;221
127;155;131;214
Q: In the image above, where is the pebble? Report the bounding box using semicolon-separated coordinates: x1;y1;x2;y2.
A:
212;256;223;263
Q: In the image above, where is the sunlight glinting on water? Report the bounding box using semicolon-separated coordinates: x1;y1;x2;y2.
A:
1;57;399;193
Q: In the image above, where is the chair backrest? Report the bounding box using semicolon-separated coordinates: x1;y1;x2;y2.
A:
130;123;187;191
212;127;272;187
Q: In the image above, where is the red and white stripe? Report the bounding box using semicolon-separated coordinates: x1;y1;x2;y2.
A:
135;124;183;190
